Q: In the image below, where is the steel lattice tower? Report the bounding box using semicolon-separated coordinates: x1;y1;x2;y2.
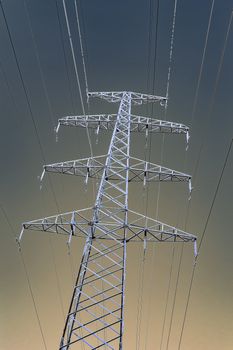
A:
19;90;197;349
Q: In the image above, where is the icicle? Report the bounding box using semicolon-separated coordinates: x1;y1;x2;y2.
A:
194;239;198;260
55;123;60;142
186;131;190;151
71;212;76;234
40;169;45;182
39;169;45;190
37;175;43;190
67;230;73;247
84;173;88;192
143;174;146;187
145;123;149;149
96;124;100;136
16;227;24;250
188;178;193;201
85;160;90;189
143;162;148;188
56;122;60;134
143;237;147;251
85;171;89;185
67;213;75;252
143;230;147;260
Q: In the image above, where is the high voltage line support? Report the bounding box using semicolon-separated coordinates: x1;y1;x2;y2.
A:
19;90;197;349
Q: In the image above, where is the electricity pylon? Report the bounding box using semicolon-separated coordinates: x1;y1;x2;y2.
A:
19;90;197;349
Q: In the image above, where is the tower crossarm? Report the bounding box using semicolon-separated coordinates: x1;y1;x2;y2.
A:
18;208;93;244
126;210;197;243
88;91;167;105
18;207;196;245
58;114;189;136
41;155;192;192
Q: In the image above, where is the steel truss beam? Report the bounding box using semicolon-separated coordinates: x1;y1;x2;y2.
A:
20;90;196;350
57;114;189;138
20;207;196;243
87;91;167;105
41;155;192;188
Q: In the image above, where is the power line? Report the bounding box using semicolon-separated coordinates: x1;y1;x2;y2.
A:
152;1;179;348
74;0;89;97
143;1;178;348
178;138;233;350
0;59;19;110
164;0;178;111
136;247;146;350
165;5;230;348
189;0;215;129
54;0;76;114
62;0;93;158
23;0;56;128
192;10;233;184
0;0;61;213
184;8;233;231
0;0;46;164
165;243;184;350
159;245;175;350
143;1;160;349
0;205;48;350
1;1;68;327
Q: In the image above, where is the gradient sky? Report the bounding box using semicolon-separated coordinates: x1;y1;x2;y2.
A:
1;0;233;349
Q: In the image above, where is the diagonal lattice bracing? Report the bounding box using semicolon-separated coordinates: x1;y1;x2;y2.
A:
20;90;197;349
59;237;125;350
20;207;196;244
87;91;167;105
42;156;192;189
58;114;189;137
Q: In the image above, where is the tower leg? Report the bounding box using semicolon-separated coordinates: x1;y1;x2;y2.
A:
60;236;126;349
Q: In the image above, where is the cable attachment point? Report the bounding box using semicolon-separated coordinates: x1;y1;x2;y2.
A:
160;98;167;107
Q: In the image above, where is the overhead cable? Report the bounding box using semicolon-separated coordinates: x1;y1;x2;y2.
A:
0;205;48;350
0;0;61;213
178;138;233;349
62;0;93;158
192;10;233;183
55;0;76;113
74;0;89;97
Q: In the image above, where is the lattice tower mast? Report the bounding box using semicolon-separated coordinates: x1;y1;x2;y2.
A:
19;90;197;349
